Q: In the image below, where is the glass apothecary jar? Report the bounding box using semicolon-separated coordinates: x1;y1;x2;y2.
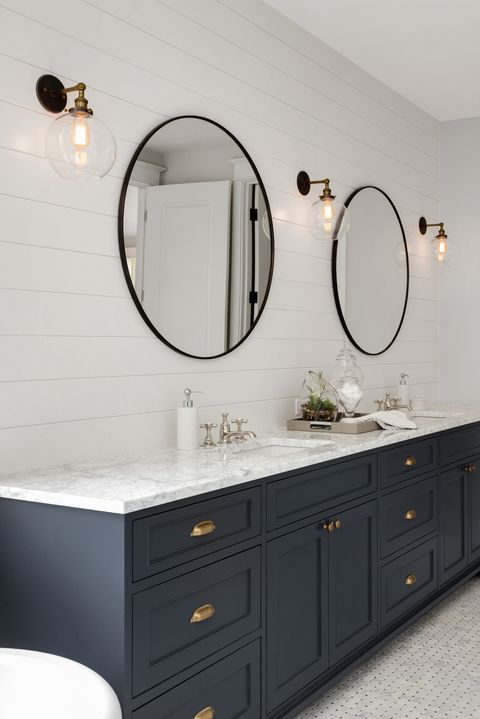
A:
332;344;364;418
300;370;338;423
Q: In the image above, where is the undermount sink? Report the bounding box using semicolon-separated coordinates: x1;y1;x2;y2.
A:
232;438;333;459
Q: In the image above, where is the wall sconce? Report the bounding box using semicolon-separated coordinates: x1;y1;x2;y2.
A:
297;170;350;240
36;74;116;180
419;217;448;263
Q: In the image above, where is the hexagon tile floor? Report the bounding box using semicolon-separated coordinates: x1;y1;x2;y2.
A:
295;577;480;719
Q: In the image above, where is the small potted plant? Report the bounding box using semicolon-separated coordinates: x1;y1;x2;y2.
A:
300;371;338;423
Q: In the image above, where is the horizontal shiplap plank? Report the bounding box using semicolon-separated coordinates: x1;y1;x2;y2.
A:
0;367;309;428
0;146;119;216
219;0;439;139
87;0;438;178
0;195;118;255
161;0;439;156
0;243;127;296
0;333;439;383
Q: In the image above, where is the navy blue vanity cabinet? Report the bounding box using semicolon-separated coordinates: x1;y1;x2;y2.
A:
132;488;261;581
132;548;261;696
328;501;378;665
266;521;329;711
5;425;480;719
379;475;438;559
266;454;377;531
266;499;377;711
380;537;438;628
439;457;480;575
132;640;261;719
380;436;437;490
439;465;470;584
467;462;480;563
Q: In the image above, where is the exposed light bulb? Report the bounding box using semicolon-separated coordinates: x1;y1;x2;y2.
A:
322;200;334;221
437;236;447;262
72;115;90;147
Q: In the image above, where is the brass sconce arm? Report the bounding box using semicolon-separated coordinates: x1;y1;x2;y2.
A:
297;171;336;200
419;217;447;239
36;74;92;114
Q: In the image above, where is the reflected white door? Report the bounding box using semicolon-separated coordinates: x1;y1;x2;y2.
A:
142;181;231;356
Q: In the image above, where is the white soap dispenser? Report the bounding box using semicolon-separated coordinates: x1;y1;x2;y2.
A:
397;373;410;406
177;388;199;450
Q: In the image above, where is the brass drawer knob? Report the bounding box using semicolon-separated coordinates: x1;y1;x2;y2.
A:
463;464;477;473
405;573;417;586
404;456;417;467
194;707;215;719
404;509;417;521
323;519;341;532
190;603;215;623
190;520;216;537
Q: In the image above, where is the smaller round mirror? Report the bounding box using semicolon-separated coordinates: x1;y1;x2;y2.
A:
332;186;409;355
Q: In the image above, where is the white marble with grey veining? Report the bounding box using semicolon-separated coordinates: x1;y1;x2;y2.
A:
1;408;479;514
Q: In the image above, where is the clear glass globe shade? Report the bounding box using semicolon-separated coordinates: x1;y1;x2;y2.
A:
45;111;116;180
310;198;350;241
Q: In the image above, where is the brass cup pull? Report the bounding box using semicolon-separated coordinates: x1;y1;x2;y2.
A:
190;520;216;537
405;573;417;586
463;464;477;473
404;509;417;521
404;456;417;467
194;707;215;719
334;519;341;530
190;603;215;624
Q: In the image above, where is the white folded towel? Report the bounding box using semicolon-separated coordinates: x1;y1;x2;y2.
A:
341;410;417;430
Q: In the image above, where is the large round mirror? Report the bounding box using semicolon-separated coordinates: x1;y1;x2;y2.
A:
119;116;274;359
332;186;409;355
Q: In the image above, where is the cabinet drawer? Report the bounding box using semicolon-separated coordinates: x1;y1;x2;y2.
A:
440;424;480;466
133;548;261;696
380;538;437;628
133;488;261;581
266;454;377;530
133;641;260;719
380;476;437;558
380;437;437;489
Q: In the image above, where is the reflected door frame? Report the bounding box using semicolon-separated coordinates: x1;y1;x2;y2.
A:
229;158;256;348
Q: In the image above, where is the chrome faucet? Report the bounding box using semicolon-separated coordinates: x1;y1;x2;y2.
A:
374;393;412;412
219;412;256;443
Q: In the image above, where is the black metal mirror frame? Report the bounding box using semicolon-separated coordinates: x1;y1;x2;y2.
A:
331;185;409;356
118;115;275;360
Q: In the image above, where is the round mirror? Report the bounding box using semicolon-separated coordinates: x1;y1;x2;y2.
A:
119;116;274;359
332;186;409;355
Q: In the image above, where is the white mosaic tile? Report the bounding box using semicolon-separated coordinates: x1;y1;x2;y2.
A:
296;578;480;719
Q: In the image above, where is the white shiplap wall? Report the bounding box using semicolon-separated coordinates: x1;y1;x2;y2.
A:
0;0;440;473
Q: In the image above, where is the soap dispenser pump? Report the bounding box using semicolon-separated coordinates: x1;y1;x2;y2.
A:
397;373;410;406
177;388;199;450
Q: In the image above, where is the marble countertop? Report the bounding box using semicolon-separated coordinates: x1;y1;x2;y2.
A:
1;408;479;514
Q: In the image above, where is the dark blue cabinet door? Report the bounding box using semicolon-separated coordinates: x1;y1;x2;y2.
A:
266;522;329;712
468;463;480;564
328;500;378;665
439;468;468;584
